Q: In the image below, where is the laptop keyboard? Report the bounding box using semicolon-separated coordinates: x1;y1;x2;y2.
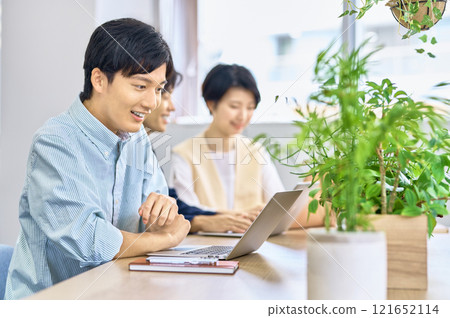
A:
181;245;233;256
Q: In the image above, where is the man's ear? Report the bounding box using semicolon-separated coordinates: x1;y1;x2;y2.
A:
90;68;108;94
206;101;216;115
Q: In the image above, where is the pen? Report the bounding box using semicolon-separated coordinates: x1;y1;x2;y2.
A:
146;256;219;265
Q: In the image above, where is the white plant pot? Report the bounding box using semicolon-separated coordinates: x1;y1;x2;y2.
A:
307;228;387;300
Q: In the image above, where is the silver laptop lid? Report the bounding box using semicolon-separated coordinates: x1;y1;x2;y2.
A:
270;181;319;235
226;189;303;259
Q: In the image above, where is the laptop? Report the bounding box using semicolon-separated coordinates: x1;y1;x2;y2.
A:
197;181;318;238
147;190;303;260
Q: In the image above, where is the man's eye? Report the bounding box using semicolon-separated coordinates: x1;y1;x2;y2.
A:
135;85;146;90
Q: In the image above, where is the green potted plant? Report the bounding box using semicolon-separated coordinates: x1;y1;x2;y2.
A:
260;38;450;298
386;0;447;31
300;39;450;235
342;0;447;56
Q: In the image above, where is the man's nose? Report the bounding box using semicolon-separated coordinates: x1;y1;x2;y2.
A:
142;90;158;111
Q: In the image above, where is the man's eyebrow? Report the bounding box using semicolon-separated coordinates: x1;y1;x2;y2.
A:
132;75;167;86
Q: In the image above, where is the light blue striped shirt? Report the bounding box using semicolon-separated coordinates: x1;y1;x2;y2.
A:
5;97;167;299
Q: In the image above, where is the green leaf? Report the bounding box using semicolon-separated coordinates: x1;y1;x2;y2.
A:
416;48;425;54
431;161;445;183
421;15;434;28
275;95;280;103
324;77;336;86
433;7;443;20
309;188;320;198
394;90;407;97
430;203;448;216
441;154;450;166
427;212;437;236
427;187;438;198
401;205;423;216
366;183;381;199
419;34;428;43
405;188;418;206
308;199;319;214
427;52;436;58
431;37;438;45
339;10;349;18
323;173;332;189
411;21;422;33
434;81;450;87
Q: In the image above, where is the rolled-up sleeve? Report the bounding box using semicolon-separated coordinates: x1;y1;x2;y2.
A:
28;134;123;267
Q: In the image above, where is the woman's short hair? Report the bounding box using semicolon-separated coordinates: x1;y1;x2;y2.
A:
80;18;173;102
201;64;261;108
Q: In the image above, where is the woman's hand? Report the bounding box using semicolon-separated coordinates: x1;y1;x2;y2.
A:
190;214;253;233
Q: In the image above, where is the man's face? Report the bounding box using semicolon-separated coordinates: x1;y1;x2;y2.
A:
95;64;167;134
143;89;176;133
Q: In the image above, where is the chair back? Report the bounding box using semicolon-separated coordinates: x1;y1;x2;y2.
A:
0;245;14;300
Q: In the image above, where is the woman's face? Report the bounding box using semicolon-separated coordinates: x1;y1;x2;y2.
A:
208;87;256;137
143;89;175;132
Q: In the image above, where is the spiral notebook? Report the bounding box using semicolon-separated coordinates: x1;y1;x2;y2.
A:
129;257;239;274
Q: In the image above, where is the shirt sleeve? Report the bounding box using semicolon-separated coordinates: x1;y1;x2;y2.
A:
168;188;216;222
27;134;123;267
169;152;216;211
142;146;169;204
261;149;286;202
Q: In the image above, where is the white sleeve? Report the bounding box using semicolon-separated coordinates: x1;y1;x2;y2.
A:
169;153;217;211
261;150;286;202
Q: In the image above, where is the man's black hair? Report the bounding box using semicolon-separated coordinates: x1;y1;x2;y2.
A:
165;71;183;94
80;18;173;102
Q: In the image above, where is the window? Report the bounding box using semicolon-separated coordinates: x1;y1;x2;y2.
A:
355;4;450;104
188;0;343;123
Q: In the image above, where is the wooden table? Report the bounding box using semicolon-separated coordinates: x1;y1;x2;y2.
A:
27;229;450;300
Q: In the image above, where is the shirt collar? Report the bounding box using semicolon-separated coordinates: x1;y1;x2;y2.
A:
69;96;129;160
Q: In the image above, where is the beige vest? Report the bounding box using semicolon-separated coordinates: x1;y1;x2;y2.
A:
173;133;265;211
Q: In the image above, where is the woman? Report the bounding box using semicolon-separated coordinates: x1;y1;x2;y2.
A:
144;70;257;233
170;64;285;225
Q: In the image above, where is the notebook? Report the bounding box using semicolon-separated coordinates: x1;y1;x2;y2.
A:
147;190;303;260
129;258;239;274
197;181;318;238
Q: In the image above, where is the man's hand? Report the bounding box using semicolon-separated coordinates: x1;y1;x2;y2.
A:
139;192;178;228
114;214;190;259
153;214;191;248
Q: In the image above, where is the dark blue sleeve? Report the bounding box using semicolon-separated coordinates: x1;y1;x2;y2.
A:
169;188;216;222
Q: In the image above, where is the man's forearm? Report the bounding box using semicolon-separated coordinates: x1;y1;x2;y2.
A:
113;230;172;259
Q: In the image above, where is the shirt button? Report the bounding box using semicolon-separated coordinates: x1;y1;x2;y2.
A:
104;151;109;156
115;200;119;204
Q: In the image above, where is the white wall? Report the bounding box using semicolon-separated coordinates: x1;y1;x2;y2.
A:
0;0;96;245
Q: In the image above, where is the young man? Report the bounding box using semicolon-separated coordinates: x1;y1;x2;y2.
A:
5;18;190;300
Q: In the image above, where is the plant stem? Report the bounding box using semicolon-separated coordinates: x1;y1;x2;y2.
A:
417;197;450;207
387;151;401;213
376;144;387;214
